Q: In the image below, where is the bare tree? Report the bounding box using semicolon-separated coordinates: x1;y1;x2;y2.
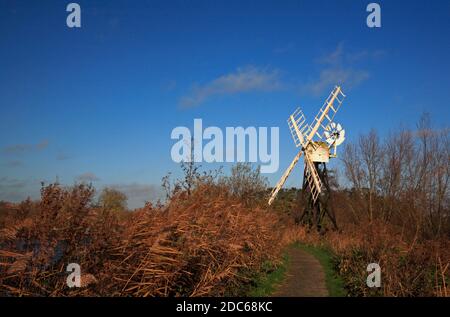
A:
342;143;365;193
359;129;384;222
381;129;414;221
340;113;450;238
221;163;268;207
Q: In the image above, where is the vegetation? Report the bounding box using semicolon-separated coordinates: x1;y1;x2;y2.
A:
222;163;268;207
0;114;448;297
98;187;127;212
247;254;289;297
280;114;449;296
0;164;282;296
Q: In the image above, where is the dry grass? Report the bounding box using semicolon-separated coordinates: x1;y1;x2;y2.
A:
0;182;282;296
283;221;450;297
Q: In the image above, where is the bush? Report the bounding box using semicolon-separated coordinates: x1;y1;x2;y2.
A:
98;187;127;212
220;163;268;207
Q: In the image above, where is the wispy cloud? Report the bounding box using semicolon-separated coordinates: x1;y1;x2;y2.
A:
317;42;345;65
76;172;100;183
302;43;384;96
179;66;283;107
179;44;384;107
302;68;370;96
316;42;386;66
346;49;386;63
2;140;49;155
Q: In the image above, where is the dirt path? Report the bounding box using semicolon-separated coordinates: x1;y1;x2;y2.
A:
274;247;328;297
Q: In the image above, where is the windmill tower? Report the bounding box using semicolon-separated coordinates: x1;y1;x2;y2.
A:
268;86;347;232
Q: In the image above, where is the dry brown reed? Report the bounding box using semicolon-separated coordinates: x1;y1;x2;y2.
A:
0;182;281;296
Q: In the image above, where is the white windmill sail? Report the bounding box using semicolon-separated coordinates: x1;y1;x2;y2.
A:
308;86;346;141
267;85;346;206
287;108;311;149
304;153;322;202
268;151;303;205
302;86;345;201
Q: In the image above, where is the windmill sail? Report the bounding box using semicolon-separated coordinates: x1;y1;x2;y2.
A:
268;151;303;205
288;108;311;148
308;86;346;142
304;152;322;203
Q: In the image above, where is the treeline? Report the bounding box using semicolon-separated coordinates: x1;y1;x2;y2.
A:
340;113;449;239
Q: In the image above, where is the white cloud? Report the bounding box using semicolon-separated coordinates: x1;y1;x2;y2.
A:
318;42;345;65
179;66;283;107
302;68;370;96
179;44;384;105
302;43;382;96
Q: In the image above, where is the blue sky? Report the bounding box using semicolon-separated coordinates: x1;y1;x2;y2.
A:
1;0;449;208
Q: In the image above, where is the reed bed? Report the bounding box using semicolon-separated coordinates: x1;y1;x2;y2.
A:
0;182;282;296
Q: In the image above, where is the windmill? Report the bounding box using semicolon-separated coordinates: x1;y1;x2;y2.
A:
268;86;347;231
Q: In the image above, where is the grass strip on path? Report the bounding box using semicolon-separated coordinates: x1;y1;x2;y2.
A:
247;242;346;297
247;253;290;296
